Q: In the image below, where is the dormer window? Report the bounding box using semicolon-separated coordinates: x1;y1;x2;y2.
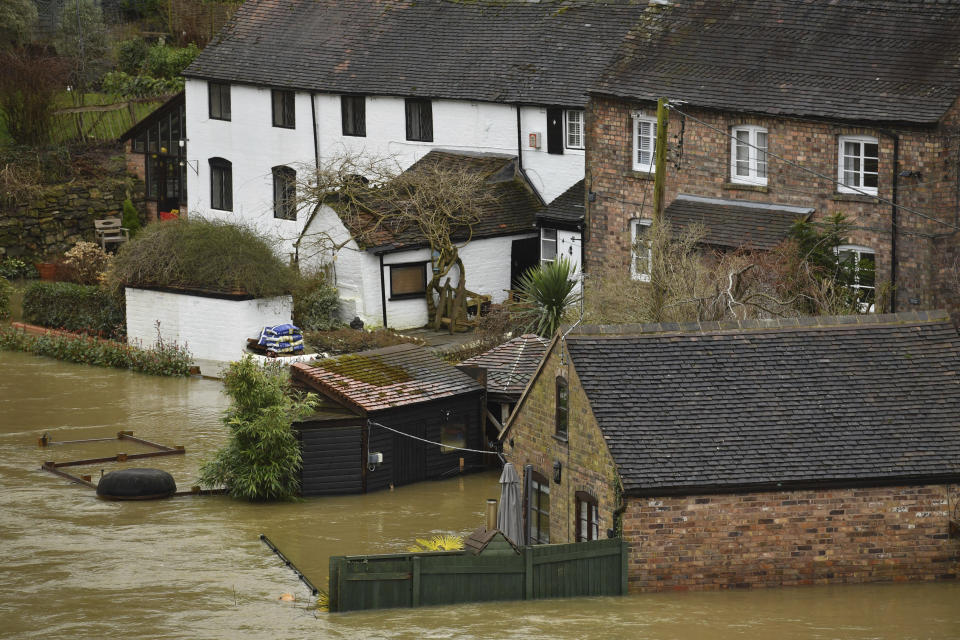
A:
730;125;768;185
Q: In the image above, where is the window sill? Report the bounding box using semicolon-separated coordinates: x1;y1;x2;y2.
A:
628;171;655;181
833;193;879;204
552;433;569;444
724;182;769;193
388;293;426;301
342;132;367;138
272;124;296;130
209;116;231;122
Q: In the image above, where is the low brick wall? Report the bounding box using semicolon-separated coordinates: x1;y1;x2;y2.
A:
624;484;960;592
1;178;145;260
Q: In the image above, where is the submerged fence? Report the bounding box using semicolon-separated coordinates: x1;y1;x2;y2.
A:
328;537;628;612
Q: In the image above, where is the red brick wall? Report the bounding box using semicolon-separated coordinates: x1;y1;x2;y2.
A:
503;341;619;545
624;484;960;592
585;96;960;311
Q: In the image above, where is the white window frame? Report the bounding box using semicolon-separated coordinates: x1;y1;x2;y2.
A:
564;109;584;150
836;244;876;312
541;228;558;263
632;111;657;173
730;125;768;185
630;218;652;282
838;135;879;196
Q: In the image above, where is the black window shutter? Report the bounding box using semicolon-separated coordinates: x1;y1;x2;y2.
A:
421;101;433;142
405;100;415;140
356;98;366;136
546;107;564;155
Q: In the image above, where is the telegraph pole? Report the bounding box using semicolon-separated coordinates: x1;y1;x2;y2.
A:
651;97;669;224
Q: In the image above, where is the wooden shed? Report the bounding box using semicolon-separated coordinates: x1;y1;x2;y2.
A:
291;344;488;496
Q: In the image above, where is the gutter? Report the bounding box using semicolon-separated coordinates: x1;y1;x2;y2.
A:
293;92;323;265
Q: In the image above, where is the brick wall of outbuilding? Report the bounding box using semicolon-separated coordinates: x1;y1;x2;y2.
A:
623;484;960;592
584;95;960;312
503;340;619;545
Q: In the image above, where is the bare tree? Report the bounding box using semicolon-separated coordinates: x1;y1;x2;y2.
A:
294;151;500;331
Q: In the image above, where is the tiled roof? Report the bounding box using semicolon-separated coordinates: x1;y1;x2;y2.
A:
341;150;541;254
538;180;585;226
664;194;812;250
565;311;960;495
460;334;550;400
185;0;640;107
594;0;960;124
291;343;483;413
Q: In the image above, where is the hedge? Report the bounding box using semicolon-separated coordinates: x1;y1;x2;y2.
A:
22;281;125;338
0;327;192;376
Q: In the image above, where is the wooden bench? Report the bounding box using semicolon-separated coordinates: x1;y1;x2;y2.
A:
94;218;129;251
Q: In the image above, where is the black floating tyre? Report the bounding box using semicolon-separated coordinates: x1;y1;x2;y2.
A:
97;468;177;500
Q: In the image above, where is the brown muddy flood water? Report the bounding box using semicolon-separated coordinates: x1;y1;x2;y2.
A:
2;350;959;639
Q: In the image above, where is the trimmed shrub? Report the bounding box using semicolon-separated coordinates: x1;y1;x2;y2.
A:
0;327;191;376
121;198;142;237
109;218;297;297
22;281;124;338
0;276;13;320
304;327;424;355
293;271;341;331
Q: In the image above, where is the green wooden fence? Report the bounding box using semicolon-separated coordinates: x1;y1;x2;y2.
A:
328;538;628;612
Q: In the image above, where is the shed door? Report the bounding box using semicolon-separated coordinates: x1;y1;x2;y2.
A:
392;424;426;487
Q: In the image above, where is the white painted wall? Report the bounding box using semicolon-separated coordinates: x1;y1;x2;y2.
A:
125;287;293;362
186;81;585;251
301;205;535;329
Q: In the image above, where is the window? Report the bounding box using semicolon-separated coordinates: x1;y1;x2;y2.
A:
541;228;557;263
440;422;465;454
565;109;584;149
838;136;879;195
271;89;295;128
389;262;427;299
555;376;569;438
836;245;876;312
209;158;232;211
405;98;433;142
341;95;366;136
632;112;657;173
576;492;599;542
272;166;296;220
731;125;768;185
529;471;550;544
208;82;231;121
630;219;652;281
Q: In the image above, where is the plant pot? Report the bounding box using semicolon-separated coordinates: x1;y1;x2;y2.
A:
35;262;57;281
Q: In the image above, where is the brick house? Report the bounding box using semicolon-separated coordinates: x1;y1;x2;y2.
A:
501;311;960;591
584;0;960;312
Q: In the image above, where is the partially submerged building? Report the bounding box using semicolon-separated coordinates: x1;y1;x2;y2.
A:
502;311;960;590
291;344;487;495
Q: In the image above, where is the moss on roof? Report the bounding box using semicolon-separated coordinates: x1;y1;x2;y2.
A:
313;354;412;387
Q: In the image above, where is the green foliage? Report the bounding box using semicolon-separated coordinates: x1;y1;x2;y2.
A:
304;328;424;355
109;218;298;297
407;534;465;552
121;198;142;237
199;356;315;501
0;276;13;320
293;271;341;331
104;41;198;98
0;326;192;376
143;42;200;78
22;281;125;338
116;38;150;75
516;257;580;338
0;0;38;50
101;71;183;99
0;257;36;280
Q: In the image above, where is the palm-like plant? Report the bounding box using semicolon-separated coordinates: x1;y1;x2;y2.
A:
516;257;580;338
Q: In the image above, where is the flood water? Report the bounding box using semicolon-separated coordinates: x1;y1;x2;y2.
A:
2;350;959;639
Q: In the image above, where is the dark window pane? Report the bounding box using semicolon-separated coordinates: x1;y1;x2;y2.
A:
210;158;232;211
390;264;426;297
342;95;366;136
209;82;230;120
556;377;569;436
405;99;432;141
272;89;295;128
273;166;296;220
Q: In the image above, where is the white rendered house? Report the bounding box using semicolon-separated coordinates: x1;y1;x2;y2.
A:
179;0;638;326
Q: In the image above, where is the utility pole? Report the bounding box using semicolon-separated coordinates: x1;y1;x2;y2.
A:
651;97;669;224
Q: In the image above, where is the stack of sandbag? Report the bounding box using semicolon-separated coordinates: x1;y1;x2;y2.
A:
257;324;304;355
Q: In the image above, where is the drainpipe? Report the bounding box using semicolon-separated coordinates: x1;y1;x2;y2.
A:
379;253;388;328
878;128;899;312
293;92;322;266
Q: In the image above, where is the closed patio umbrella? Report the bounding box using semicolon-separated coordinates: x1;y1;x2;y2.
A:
497;462;524;546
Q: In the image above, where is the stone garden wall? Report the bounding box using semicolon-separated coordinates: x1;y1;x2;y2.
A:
0;177;145;260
